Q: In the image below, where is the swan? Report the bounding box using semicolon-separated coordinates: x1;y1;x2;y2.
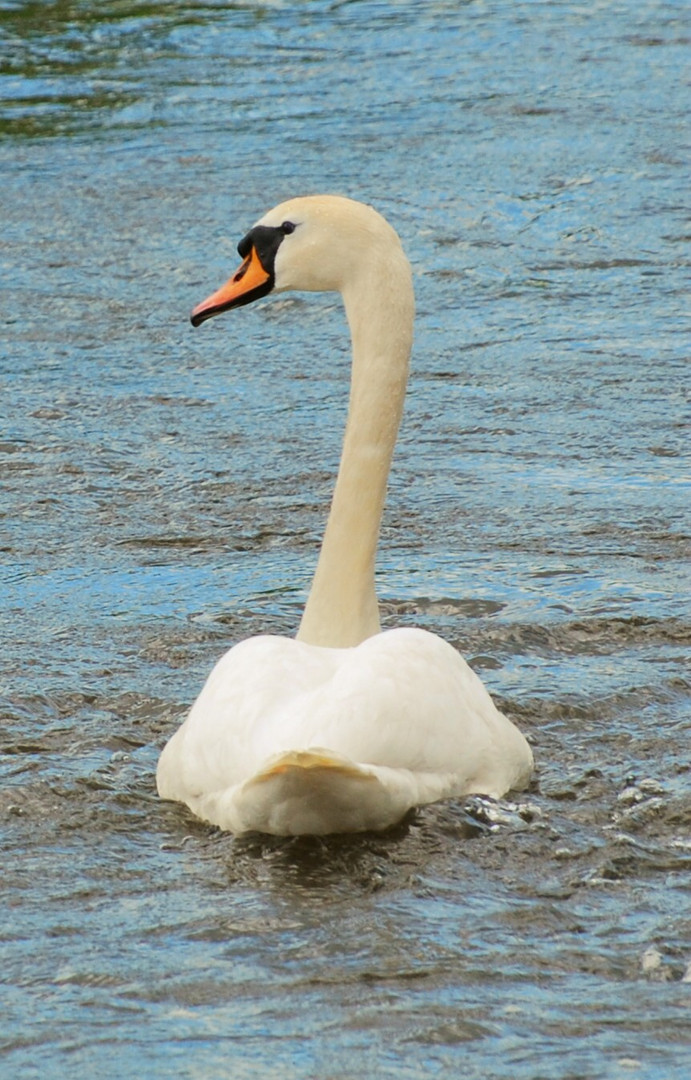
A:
156;194;533;836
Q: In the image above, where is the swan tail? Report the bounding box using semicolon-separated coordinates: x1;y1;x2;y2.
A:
252;749;374;784
218;748;413;837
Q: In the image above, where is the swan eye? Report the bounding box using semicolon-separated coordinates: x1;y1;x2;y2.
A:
281;221;296;235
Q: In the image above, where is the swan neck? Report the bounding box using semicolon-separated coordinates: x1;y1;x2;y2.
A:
297;253;413;648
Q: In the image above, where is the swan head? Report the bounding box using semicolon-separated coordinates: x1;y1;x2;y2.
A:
191;195;407;327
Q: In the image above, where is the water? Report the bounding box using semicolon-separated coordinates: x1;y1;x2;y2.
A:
1;1;689;1076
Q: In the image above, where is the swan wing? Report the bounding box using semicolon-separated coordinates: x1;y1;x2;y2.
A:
156;628;532;835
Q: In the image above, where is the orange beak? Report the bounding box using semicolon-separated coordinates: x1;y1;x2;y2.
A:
191;245;272;327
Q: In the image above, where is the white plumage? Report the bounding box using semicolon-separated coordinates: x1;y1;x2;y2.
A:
157;195;533;835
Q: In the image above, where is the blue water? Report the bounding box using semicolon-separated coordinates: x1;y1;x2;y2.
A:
1;1;690;1077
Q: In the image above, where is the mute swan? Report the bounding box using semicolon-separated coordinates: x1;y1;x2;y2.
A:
156;195;533;836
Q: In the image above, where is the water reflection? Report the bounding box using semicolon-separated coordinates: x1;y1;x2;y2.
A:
2;0;243;137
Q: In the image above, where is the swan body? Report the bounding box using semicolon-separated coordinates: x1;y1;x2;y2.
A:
157;195;533;835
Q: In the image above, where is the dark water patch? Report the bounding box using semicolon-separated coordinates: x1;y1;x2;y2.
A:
382;595;506;620
0;0;209;137
464;614;691;656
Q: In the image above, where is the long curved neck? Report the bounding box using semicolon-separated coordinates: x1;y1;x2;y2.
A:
297;251;414;648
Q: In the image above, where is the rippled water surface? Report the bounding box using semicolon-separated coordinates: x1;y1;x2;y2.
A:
1;1;690;1077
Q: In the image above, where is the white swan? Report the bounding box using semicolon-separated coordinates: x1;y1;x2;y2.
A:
156;195;533;836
